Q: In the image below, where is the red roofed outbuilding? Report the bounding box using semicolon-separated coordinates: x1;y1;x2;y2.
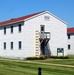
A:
67;27;74;55
67;28;74;33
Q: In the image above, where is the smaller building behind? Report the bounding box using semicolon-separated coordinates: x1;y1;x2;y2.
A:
67;28;74;55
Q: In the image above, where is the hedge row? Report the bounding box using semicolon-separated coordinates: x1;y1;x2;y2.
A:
26;55;69;60
50;56;69;59
26;55;46;60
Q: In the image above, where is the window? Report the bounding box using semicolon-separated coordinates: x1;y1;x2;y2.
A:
44;16;50;20
40;25;45;32
11;42;13;50
19;41;22;49
18;24;21;32
68;34;70;39
68;45;70;50
11;26;13;33
4;27;6;34
4;42;6;49
57;48;64;52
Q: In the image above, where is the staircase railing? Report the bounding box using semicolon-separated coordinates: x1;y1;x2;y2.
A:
40;32;50;39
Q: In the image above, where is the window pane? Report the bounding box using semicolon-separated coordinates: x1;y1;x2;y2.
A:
11;42;13;49
11;26;13;33
41;27;44;31
41;25;45;32
4;42;6;49
4;27;6;34
68;34;70;39
18;24;21;32
19;41;22;49
68;45;70;50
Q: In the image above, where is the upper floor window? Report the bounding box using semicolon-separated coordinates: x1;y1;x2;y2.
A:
68;34;70;39
68;45;70;50
18;41;22;50
11;42;13;50
4;27;6;34
11;26;13;33
40;25;45;32
18;24;21;32
4;42;6;50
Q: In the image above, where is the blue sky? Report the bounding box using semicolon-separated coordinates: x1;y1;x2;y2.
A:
0;0;74;28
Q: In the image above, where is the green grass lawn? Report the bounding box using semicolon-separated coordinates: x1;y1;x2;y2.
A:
32;59;74;65
0;56;74;75
68;55;74;59
32;55;74;65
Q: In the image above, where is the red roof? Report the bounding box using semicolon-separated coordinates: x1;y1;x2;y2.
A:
67;28;74;33
0;11;44;26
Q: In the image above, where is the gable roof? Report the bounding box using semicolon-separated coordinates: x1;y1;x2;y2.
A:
67;28;74;33
0;11;67;26
0;11;44;26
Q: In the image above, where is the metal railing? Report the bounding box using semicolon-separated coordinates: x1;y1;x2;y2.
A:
40;32;50;39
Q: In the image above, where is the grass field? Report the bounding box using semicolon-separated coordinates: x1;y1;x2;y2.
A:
33;58;74;65
0;56;74;75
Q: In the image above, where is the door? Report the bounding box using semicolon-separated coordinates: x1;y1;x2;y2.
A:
40;25;45;32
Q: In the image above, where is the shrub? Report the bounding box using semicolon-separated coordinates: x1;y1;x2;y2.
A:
50;56;69;59
26;55;46;60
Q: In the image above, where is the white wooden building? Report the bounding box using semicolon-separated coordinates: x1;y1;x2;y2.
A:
67;28;74;55
0;11;67;59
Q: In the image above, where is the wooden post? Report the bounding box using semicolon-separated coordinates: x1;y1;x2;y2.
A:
38;67;42;75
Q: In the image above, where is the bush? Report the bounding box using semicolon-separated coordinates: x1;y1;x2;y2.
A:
26;55;46;60
50;56;69;59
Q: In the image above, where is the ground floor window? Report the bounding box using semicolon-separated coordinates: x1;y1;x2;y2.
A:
3;41;22;50
68;45;70;50
18;41;22;50
11;42;13;50
4;42;6;50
